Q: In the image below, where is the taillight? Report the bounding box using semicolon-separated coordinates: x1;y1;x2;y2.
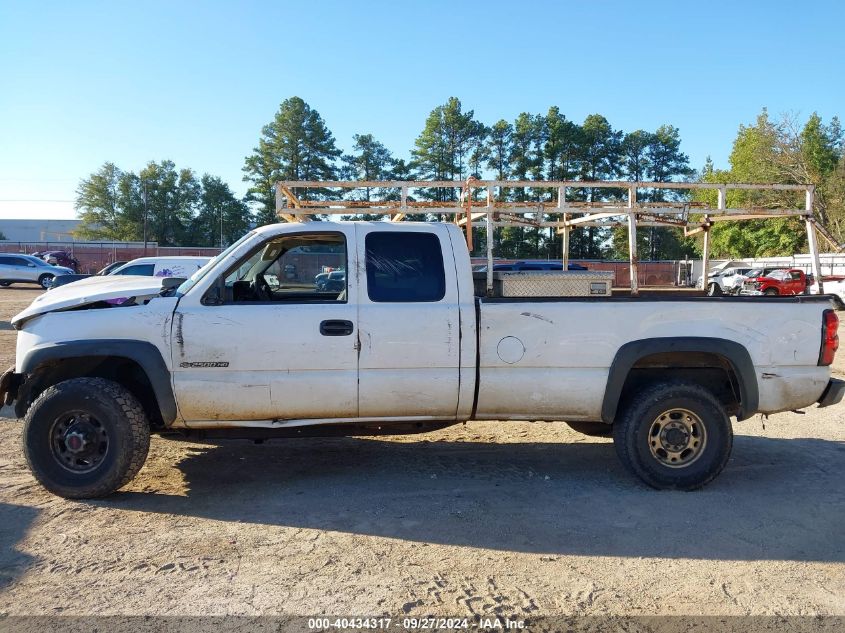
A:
819;309;839;366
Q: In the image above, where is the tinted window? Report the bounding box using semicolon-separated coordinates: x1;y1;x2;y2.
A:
0;256;11;266
366;232;445;302
118;264;155;276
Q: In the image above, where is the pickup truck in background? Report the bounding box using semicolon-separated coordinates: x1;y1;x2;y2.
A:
2;222;843;499
741;268;808;296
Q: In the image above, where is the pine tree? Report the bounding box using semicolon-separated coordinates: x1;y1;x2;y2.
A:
620;130;653;183
341;133;395;201
412;97;479;201
243;97;341;224
486;119;513;180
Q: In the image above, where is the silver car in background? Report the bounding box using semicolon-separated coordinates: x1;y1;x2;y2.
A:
0;254;74;289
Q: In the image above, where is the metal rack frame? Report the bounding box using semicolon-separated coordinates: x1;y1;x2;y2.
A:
275;179;840;295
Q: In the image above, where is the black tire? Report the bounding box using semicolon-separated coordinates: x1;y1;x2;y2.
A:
22;377;150;499
612;381;733;490
565;421;613;438
763;288;778;296
38;273;54;289
707;282;722;296
0;282;10;287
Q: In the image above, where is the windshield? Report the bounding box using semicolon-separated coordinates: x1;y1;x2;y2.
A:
175;231;255;295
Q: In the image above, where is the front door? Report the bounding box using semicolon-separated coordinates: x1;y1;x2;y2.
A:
172;227;359;422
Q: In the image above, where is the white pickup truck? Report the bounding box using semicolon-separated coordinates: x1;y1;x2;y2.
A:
2;221;842;498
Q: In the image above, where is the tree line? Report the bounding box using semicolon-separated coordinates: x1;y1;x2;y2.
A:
75;161;250;247
76;97;844;259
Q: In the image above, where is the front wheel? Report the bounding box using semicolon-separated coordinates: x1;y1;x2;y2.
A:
707;282;722;296
22;378;150;499
763;288;778;296
613;381;733;490
38;274;54;289
0;282;11;287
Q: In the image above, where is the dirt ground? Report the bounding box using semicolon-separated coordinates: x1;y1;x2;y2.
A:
0;287;843;620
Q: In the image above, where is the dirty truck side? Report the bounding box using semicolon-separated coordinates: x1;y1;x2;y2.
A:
2;221;843;498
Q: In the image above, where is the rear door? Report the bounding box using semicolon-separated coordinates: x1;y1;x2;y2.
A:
355;225;461;419
10;257;38;282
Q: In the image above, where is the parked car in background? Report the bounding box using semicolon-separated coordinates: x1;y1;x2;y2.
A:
740;269;808;296
0;254;74;289
31;250;79;272
48;257;211;293
323;270;346;292
110;256;211;278
49;260;128;290
696;266;753;295
724;267;783;295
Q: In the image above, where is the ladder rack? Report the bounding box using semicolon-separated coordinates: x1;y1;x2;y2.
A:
275;179;840;296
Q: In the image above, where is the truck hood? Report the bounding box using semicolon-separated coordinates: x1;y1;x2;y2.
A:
11;275;177;327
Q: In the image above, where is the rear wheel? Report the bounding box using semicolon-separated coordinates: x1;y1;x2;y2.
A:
613;381;733;490
0;282;10;287
37;274;54;289
22;378;150;499
565;421;613;438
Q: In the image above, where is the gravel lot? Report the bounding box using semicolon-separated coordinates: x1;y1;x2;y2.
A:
0;287;843;620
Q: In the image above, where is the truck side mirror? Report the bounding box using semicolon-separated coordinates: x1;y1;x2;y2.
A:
202;283;224;306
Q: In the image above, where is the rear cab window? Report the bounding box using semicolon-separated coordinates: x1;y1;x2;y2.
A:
365;231;445;302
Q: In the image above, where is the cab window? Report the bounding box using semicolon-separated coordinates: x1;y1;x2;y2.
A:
365;232;445;302
218;232;347;303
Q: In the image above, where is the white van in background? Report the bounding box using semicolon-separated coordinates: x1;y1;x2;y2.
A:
111;256;212;278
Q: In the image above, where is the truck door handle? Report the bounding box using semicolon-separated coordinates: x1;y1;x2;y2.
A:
320;319;354;336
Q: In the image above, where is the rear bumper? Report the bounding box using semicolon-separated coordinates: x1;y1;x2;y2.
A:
817;378;845;408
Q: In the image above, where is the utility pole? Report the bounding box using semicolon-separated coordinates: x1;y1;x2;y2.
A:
220;203;224;249
142;180;149;256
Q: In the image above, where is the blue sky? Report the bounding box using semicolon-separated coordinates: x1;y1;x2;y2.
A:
1;0;843;220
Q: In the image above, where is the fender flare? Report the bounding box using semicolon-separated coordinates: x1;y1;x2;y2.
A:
19;339;177;424
601;336;759;423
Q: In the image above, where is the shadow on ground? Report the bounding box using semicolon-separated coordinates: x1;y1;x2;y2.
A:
0;503;39;589
104;432;845;562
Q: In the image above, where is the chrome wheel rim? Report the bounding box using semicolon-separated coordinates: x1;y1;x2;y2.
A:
648;408;707;468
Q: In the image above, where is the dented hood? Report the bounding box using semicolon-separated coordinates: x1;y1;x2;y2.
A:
11;275;174;327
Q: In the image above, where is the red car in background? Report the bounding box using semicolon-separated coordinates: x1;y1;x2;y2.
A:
740;268;808;296
31;250;79;272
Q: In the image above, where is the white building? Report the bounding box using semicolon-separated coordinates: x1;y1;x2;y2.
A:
0;219;82;242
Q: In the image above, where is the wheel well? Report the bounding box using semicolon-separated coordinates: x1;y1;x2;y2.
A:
618;352;741;417
17;356;163;428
